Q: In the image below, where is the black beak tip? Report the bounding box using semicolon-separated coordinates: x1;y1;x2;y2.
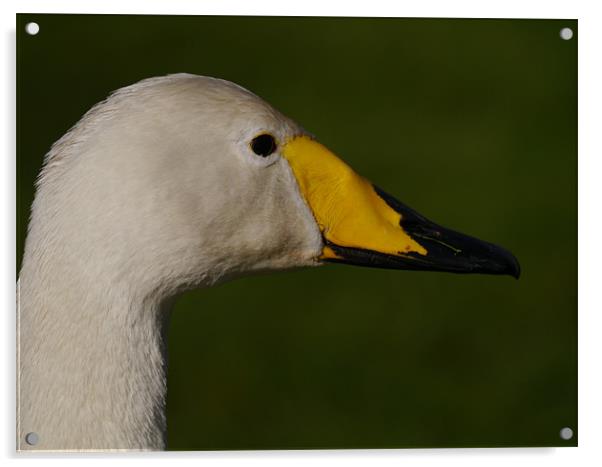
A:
508;255;521;280
510;256;521;280
491;246;521;280
372;185;521;280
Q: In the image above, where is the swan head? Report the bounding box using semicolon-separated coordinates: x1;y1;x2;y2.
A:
35;73;518;299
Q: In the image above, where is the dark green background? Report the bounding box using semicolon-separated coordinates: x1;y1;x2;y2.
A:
17;15;577;449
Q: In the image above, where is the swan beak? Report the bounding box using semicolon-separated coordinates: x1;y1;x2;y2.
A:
282;136;520;278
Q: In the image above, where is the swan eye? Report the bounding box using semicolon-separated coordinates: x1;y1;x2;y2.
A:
250;134;277;157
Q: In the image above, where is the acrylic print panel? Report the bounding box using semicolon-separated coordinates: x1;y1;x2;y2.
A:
16;15;577;451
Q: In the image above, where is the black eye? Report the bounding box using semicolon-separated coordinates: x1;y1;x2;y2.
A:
250;134;277;157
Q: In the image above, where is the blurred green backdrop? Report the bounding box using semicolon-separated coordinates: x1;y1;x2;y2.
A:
16;15;577;449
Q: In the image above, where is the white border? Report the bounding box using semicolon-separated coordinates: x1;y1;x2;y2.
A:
2;1;600;466
0;0;589;18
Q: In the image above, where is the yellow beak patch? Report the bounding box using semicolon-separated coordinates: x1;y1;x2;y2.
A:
281;135;427;259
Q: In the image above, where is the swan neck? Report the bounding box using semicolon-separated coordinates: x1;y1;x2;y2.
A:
18;257;171;451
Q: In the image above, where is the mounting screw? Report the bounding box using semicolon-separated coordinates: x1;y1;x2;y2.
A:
25;22;40;36
560;427;574;440
559;27;573;41
25;432;39;446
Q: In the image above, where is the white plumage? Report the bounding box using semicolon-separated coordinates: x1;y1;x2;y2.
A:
18;74;322;451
